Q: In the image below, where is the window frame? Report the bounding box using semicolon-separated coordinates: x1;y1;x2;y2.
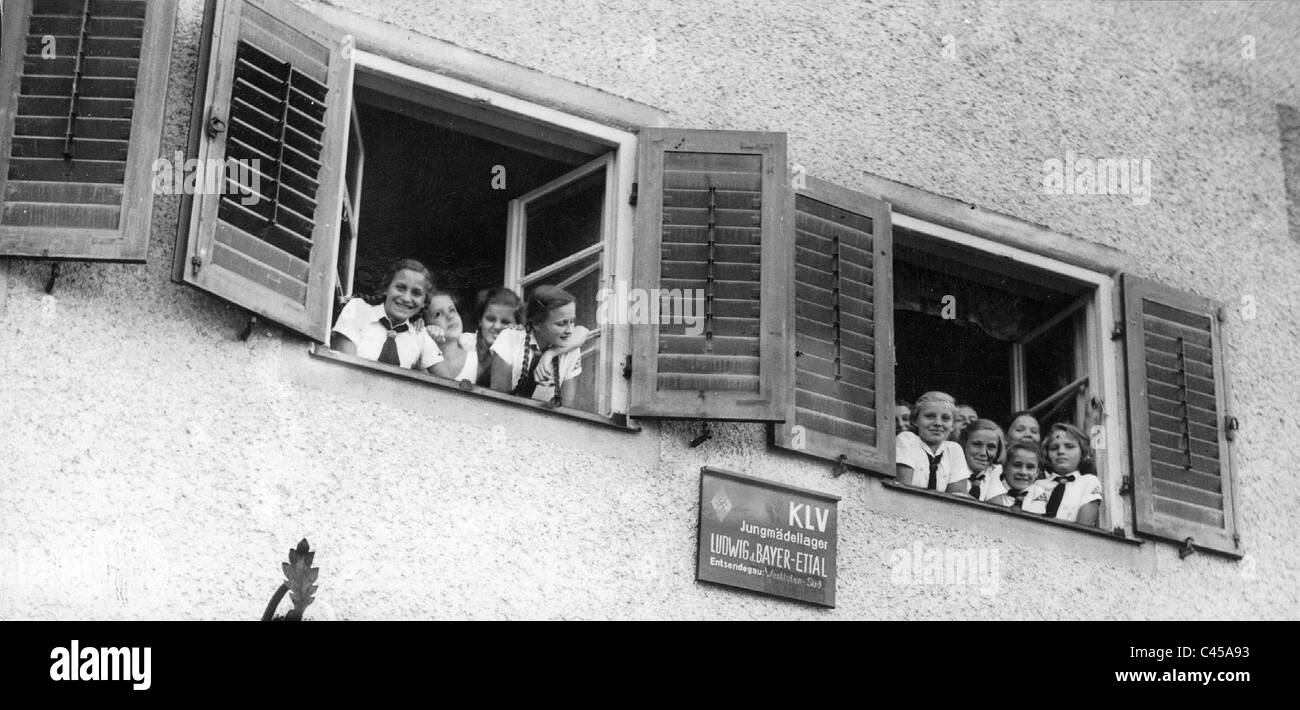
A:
890;212;1126;535
340;49;639;420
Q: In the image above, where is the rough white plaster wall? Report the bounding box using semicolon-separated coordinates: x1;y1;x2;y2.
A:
1;0;1298;619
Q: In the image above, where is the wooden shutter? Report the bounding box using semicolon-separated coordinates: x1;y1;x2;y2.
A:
629;128;792;421
773;177;894;473
181;0;353;342
1123;275;1241;556
0;0;175;261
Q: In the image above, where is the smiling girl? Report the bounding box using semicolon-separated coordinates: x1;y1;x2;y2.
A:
490;285;588;407
331;259;450;377
423;290;477;383
959;418;1006;502
1022;423;1102;525
894;391;970;494
988;442;1042;508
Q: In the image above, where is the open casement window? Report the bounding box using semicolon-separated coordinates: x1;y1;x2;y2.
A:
1011;294;1091;430
630;128;792;421
1123;275;1241;556
507;153;615;414
0;0;174;261
773;177;895;473
335;99;363;305
181;0;354;342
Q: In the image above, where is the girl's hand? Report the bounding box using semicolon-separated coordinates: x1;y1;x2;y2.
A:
424;324;447;344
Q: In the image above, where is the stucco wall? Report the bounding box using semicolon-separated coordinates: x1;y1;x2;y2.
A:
1;0;1298;619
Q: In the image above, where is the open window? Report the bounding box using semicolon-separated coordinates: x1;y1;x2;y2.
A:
0;0;175;261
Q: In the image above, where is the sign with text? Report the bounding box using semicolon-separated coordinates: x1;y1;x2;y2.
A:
696;467;839;607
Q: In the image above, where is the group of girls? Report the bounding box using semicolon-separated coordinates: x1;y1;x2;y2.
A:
329;258;588;407
893;392;1102;526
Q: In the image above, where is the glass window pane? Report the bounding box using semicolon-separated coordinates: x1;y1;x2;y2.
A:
524;166;605;275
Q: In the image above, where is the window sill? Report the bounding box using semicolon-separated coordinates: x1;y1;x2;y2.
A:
880;479;1143;546
308;344;641;433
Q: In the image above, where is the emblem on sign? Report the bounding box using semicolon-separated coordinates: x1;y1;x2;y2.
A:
711;487;733;522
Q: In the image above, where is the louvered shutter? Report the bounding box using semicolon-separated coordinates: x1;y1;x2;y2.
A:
773;177;894;473
629;128;792;421
0;0;174;261
181;0;353;342
1123;275;1241;556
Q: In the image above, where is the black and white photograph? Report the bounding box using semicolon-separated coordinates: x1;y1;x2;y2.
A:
0;0;1294;685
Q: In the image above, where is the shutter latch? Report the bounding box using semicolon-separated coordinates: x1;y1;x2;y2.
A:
622;355;632;379
1111;323;1124;340
1119;476;1132;496
239;314;258;342
629;182;638;206
45;263;60;295
206;113;227;139
1225;415;1239;441
191;255;202;276
1179;537;1197;560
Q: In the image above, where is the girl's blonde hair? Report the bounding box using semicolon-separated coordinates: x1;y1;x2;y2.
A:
908;391;956;432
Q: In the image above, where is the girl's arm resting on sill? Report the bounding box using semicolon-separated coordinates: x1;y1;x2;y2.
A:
490;353;513;393
427;361;452;379
330;332;357;356
946;479;969;495
559;378;577;407
895;464;915;487
1075;500;1100;527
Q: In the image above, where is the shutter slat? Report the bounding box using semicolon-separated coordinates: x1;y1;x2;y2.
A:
662;224;759;245
658;334;758;357
1;202;119;228
17;95;133;119
796;317;872;353
796;263;871;298
238;9;328;85
660;242;758;263
663;188;759;209
1150;442;1219;475
659;316;759;338
10;136;128;161
660;259;759;282
663;206;760;228
661;278;757;300
23;55;139;78
796;211;874;248
7;158;125;183
1147;379;1217;411
15;115;131;140
21;76;137;99
1144;330;1213;364
27;16;143;36
656;373;759;392
1150;410;1219;444
217;197;313;261
1147;394;1218;428
4;179;121;204
797;299;872;331
1145;361;1216;395
797;281;870;315
35;0;147;18
25;35;141;58
658;354;760;376
1143;299;1212;331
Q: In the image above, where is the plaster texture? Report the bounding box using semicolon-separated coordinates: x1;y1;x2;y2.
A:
1;0;1298;619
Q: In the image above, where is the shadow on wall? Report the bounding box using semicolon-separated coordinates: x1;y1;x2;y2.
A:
1279;104;1300;243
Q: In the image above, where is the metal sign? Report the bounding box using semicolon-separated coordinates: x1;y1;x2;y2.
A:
696;466;839;607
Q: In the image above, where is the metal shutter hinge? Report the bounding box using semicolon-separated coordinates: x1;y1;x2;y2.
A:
1179;537;1197;560
1233;533;1241;547
45;263;60;294
689;421;712;448
622;355;632;379
1119;476;1132;495
191;255;202;276
239;314;259;342
629;182;638;206
1225;415;1239;441
1111;323;1124;340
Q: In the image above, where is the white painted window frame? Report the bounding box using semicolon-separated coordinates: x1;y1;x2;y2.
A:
892;213;1126;534
348;50;639;418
